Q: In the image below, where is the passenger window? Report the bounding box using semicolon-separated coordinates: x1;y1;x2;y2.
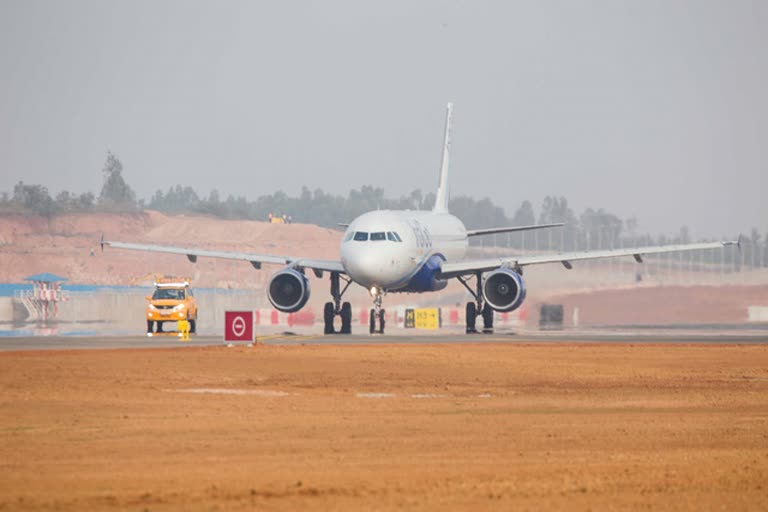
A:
371;232;386;241
387;232;396;242
353;232;369;241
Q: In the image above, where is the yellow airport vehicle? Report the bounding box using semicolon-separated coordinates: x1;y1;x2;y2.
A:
146;276;198;335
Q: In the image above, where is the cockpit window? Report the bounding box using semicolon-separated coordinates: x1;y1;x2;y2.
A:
344;231;354;242
386;232;396;242
393;232;403;242
353;231;369;241
370;232;386;241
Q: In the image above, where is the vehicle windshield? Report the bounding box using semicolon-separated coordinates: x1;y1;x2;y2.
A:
353;231;369;241
370;232;386;241
152;288;185;300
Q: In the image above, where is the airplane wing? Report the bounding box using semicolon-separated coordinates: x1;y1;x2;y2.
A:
102;240;346;274
438;240;738;279
466;223;564;237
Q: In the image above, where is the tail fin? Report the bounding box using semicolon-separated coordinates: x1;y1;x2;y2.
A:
433;102;453;213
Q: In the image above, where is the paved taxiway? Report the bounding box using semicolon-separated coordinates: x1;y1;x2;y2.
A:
1;328;766;351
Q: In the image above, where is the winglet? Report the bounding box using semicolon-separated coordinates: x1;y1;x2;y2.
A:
723;237;741;250
433;102;453;213
100;234;105;252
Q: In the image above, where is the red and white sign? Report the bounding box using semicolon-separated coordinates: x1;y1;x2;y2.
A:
224;311;254;343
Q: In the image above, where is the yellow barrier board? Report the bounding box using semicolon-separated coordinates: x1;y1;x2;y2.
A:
414;308;440;330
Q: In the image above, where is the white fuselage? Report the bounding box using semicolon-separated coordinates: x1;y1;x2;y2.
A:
340;210;468;290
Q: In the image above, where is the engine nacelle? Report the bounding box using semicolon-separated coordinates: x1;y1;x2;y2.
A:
482;268;526;312
267;268;311;313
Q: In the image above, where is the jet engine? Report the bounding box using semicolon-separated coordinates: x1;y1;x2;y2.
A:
267;268;311;313
482;268;526;312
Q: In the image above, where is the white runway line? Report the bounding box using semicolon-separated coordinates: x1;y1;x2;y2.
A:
356;392;396;398
168;388;292;396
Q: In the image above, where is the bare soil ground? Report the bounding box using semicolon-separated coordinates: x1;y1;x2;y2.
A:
0;211;342;288
534;284;768;326
1;343;767;511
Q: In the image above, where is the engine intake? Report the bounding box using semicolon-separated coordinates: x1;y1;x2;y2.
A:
482;268;526;312
268;268;310;313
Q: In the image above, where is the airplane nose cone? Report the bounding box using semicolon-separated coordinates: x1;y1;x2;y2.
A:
342;246;400;288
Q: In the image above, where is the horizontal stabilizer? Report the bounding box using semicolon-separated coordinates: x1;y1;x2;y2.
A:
466;223;564;237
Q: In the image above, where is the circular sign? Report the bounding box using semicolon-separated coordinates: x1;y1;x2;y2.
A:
232;316;246;337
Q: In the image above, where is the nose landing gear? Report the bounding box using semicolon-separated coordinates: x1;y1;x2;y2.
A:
323;272;353;335
458;272;494;334
369;290;386;334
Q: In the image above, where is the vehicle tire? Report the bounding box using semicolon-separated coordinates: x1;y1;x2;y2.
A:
340;302;352;334
147;320;154;333
156;321;164;333
482;305;494;334
379;309;386;334
189;316;197;334
323;302;335;335
369;308;376;334
465;302;477;334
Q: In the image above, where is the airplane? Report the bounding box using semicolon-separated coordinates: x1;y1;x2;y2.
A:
103;103;738;335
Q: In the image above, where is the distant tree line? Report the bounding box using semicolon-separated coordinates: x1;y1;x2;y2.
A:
0;151;138;216
1;151;765;268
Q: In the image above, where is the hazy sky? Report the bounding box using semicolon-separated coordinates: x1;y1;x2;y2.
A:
1;1;766;238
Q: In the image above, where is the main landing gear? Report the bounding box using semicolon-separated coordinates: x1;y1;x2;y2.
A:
323;271;353;334
458;272;494;334
369;289;385;335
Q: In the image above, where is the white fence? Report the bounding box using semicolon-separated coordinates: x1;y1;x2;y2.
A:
54;288;265;335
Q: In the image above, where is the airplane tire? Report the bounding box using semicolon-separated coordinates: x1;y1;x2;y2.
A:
369;308;376;334
340;302;352;334
323;302;335;335
379;309;386;334
465;302;477;334
482;305;494;333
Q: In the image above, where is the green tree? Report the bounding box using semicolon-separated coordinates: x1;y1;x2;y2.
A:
99;152;137;208
13;181;56;216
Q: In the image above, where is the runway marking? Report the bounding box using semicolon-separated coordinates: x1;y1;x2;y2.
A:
165;388;495;400
168;388;292;397
256;334;320;343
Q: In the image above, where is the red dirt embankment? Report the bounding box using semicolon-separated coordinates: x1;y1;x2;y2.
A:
1;212;764;323
534;284;768;326
0;211;341;288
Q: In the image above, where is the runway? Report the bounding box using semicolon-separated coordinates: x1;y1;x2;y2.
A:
1;327;766;351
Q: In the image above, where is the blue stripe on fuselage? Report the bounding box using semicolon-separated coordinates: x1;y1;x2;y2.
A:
387;252;446;293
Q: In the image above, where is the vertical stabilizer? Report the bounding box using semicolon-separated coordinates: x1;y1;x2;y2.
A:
433;102;453;213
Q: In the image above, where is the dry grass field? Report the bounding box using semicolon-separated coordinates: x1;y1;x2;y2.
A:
1;342;767;511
